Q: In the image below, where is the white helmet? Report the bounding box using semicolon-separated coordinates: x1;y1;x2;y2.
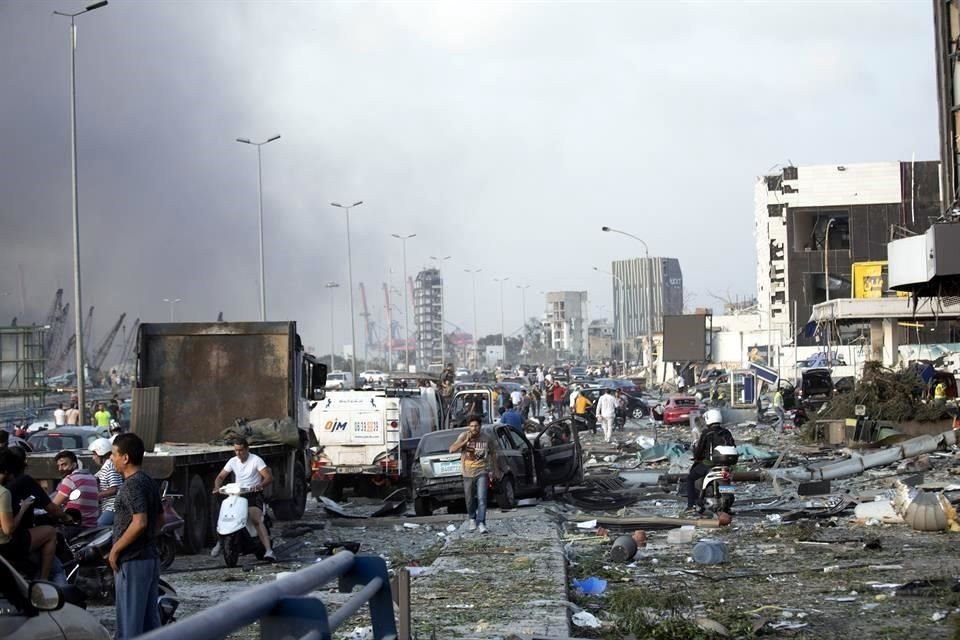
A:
703;408;723;427
88;437;112;457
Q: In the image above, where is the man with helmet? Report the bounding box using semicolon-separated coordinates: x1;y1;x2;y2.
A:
685;408;735;513
89;437;124;527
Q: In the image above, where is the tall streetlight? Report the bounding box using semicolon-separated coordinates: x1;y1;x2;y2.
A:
493;277;510;365
236;134;280;321
430;256;451;366
464;268;482;369
823;217;838;359
391;233;416;372
331;202;363;381
594;267;627;374
601;226;655;378
54;0;108;422
324;282;340;372
162;298;181;322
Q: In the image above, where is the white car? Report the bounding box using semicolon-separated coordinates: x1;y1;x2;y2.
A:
360;370;387;385
455;368;471;380
325;371;355;390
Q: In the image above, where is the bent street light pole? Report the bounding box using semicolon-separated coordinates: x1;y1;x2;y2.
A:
601;226;655;379
331;202;364;381
162;298;181;322
54;0;108;422
493;277;510;365
594;267;627;375
465;268;482;368
824;217;837;357
236;134;281;321
392;233;416;372
324;282;340;372
431;256;452;366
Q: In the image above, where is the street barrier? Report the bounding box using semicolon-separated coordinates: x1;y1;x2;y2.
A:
138;550;398;640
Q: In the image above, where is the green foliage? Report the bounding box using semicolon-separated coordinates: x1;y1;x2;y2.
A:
606;587;710;639
823;362;949;422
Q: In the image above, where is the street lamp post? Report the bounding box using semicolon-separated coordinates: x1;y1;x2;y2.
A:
324;282;339;372
493;277;510;365
162;298;181;322
236;134;281;321
391;233;416;372
823;217;837;358
464;268;482;369
331;202;364;382
601;226;655;379
430;256;451;366
594;267;627;375
54;0;108;422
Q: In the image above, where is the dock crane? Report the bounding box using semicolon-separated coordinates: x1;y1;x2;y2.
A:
43;289;64;354
115;317;140;374
358;283;380;360
89;313;125;384
81;306;94;364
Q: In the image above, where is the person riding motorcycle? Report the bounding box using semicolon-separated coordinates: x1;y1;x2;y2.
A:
685;409;735;514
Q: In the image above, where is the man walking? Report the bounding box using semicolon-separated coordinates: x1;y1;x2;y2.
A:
772;385;785;433
596;389;619;444
109;433;163;639
449;416;497;534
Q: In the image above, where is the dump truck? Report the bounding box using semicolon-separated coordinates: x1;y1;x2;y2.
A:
27;321;326;553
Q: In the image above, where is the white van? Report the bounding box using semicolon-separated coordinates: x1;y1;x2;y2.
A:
324;371;355;390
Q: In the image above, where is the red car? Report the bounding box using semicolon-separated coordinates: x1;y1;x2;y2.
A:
662;395;702;425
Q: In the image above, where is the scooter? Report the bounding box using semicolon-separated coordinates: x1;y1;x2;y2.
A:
694;445;738;515
158;481;184;570
216;483;272;568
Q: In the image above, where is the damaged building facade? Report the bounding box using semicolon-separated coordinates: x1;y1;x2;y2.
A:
413;267;444;369
542;291;588;358
755;161;942;349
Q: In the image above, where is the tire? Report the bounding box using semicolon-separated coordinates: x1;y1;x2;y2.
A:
496;476;517;510
631;407;645;420
414;497;433;517
222;533;240;568
185;474;209;554
254;540;267;561
448;499;467;514
291;459;307;518
158;535;177;570
719;494;735;514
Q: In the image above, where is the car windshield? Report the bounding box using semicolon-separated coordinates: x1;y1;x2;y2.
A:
419;429;466;456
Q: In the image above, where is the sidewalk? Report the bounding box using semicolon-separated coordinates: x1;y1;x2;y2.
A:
409;507;570;638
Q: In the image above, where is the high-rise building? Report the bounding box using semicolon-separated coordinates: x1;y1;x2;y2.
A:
542;291;588;357
413;268;443;369
611;257;683;351
755;161;940;346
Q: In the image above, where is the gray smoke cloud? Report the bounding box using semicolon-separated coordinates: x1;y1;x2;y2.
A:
0;1;939;363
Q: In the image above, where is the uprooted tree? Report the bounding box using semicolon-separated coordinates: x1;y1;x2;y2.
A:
823;361;951;422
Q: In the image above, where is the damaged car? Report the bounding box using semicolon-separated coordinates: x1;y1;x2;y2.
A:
411;418;582;516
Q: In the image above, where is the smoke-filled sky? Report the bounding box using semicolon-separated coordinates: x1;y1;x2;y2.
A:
0;1;940;361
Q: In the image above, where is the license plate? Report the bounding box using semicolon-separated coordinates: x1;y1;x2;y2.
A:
719;485;735;494
434;460;461;476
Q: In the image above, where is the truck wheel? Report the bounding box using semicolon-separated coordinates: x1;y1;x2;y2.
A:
496;476;517;510
414;497;433;517
185;474;209;554
272;459;308;521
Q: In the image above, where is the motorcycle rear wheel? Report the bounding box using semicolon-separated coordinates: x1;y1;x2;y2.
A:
158;536;177;570
222;534;240;568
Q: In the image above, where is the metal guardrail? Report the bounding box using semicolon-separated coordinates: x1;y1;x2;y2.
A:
138;550;398;640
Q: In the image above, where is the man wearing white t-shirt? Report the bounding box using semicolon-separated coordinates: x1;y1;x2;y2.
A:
211;437;275;560
53;403;67;426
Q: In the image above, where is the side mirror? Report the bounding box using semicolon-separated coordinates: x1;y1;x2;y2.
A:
29;581;64;611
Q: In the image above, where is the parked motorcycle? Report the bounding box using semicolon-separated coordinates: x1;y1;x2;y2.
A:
694;445;738;515
158;481;184;570
216;483;272;568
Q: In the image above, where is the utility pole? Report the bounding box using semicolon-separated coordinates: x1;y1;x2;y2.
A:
236;134;281;321
465;268;482;369
392;233;416;372
494;277;510;365
325;282;339;371
331;201;364;381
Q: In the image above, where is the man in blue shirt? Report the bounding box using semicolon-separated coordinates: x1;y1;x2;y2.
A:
500;399;524;436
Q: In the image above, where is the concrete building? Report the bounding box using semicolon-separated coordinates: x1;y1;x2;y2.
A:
755;161;941;348
610;257;683;357
587;319;613;361
543;291;588;358
413;267;443;369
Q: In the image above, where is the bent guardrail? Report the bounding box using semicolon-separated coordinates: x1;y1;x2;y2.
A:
138;550;398;640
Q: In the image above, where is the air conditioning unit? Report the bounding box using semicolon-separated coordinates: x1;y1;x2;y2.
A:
888;223;960;290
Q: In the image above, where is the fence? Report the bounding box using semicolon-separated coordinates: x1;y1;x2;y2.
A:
138;550;399;640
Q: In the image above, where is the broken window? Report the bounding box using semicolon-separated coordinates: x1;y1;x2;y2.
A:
793;211;850;252
783;166;798;181
804;272;851;304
